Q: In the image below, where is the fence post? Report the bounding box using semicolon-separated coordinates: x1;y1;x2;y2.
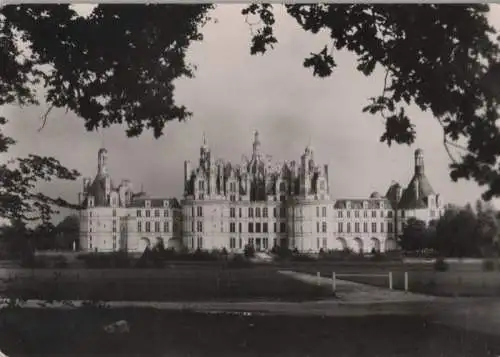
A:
316;272;321;286
404;272;409;292
389;271;393;290
332;272;336;293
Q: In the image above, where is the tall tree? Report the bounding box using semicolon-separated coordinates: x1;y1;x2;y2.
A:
399;218;430;252
55;214;79;250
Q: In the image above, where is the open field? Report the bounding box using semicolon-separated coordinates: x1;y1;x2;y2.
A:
1;308;500;357
0;266;333;302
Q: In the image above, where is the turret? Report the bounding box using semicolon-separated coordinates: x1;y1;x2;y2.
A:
97;148;108;176
415;148;424;175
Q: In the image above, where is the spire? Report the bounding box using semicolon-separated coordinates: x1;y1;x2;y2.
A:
414;148;424;175
202;131;207;147
253;130;261;156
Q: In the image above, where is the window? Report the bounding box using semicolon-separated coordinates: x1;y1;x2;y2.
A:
164;209;169;217
322;222;327;233
355;222;360;233
387;211;393;218
401;211;405;218
364;210;368;218
363;222;368;233
256;207;261;218
322;207;327;217
263;222;268;233
191;207;195;217
197;206;203;217
230;222;236;233
322;238;327;249
263;238;269;250
338;210;343;218
317;238;320;250
263;207;268;218
280;222;286;233
380;210;384;218
371;222;377;233
248;222;254;233
371;210;376;218
338;222;343;233
154;209;159;217
347;211;351;218
239;222;242;233
239;208;242;218
380;222;385;233
248;207;254;218
89;211;93;217
137;222;142;232
346;222;351;233
430;210;436;218
199;180;205;191
146;222;151;233
230;195;236;202
155;222;160;232
230;237;236;249
197;236;203;249
354;210;359;218
388;222;394;233
112;209;116;217
164;221;169;233
197;221;203;233
256;223;261;233
273;222;276;233
238;238;242;249
230;207;236;218
280;207;286;217
280;195;286;202
316;207;320;217
146;210;151;218
280;182;286;192
230;182;236;192
320;181;325;190
273;207;277;217
316;222;320;233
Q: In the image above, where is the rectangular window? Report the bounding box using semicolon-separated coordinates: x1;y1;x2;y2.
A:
380;222;384;233
230;237;236;249
145;221;151;233
112;209;116;217
230;222;236;233
346;222;351;233
197;236;203;249
322;222;327;233
273;207;277;218
239;222;242;233
347;211;351;218
322;238;327;249
364;210;368;218
372;210;376;218
197;221;203;233
255;223;261;233
338;211;343;218
263;208;268;218
355;222;360;233
317;238;320;250
137;221;142;232
164;209;169;217
146;210;151;218
230;207;236;218
363;222;368;233
316;222;320;233
388;211;393;218
280;222;286;233
239;208;242;218
380;210;384;218
230;195;236;202
354;210;359;218
255;207;261;218
338;222;343;233
164;221;169;233
372;222;377;233
280;207;286;218
388;222;394;233
263;238;269;250
197;206;203;217
316;207;320;217
263;222;268;233
248;207;254;218
273;222;276;233
154;210;160;217
136;210;141;217
248;222;254;233
322;207;327;217
155;221;160;233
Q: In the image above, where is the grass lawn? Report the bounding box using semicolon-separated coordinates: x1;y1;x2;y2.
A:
1;308;500;356
0;266;333;302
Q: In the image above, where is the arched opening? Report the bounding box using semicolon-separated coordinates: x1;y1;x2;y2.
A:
336;237;348;251
370;237;381;253
353;237;364;254
153;237;165;251
138;237;151;252
167;237;179;250
385;238;397;252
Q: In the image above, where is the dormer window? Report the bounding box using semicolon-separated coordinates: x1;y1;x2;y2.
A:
163;200;169;208
346;201;351;209
145;200;151;208
363;201;368;209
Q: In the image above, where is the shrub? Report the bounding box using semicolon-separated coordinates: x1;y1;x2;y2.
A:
291;253;316;262
482;259;496;272
227;254;252;268
434;257;449;272
244;244;255;258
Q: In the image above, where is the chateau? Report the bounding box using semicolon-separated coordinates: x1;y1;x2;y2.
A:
79;132;445;254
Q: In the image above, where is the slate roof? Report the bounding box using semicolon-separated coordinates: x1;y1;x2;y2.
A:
398;173;435;209
129;197;181;209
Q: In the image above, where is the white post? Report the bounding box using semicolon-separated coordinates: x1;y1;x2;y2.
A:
332;272;336;293
404;272;409;292
316;272;321;286
389;271;393;290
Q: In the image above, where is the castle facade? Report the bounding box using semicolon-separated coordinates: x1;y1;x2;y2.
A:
79;132;445;254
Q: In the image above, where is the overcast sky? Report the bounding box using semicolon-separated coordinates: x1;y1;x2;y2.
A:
3;4;500;222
